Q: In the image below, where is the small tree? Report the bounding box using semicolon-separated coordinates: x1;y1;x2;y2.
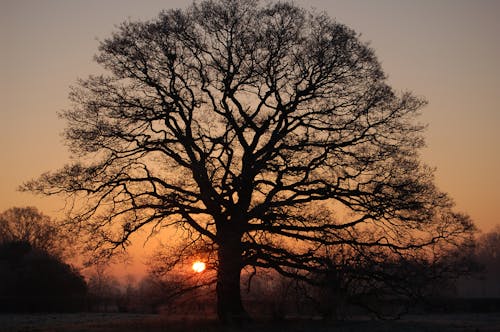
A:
24;0;474;322
313;212;476;319
472;226;500;297
0;207;86;312
0;206;68;258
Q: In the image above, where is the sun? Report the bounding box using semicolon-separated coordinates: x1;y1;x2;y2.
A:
192;260;206;273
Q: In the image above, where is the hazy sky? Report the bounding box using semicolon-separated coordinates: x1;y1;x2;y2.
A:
1;0;499;236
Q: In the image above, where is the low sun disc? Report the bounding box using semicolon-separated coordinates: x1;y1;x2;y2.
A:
192;261;206;273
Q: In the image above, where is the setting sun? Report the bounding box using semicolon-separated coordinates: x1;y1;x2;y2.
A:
192;261;206;273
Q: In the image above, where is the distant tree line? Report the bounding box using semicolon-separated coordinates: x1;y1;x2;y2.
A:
140;226;500;320
1;205;498;317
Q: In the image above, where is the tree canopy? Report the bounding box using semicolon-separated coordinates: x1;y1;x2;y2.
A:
24;0;474;322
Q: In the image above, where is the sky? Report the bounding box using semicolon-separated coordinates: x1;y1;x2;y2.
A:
1;0;499;242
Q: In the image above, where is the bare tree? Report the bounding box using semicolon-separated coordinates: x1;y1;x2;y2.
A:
0;206;69;258
0;207;87;312
472;226;500;297
315;217;477;320
23;0;474;322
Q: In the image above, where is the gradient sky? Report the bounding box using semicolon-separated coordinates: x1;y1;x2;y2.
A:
1;0;499;238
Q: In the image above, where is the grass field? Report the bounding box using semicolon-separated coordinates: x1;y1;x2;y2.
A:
1;312;499;332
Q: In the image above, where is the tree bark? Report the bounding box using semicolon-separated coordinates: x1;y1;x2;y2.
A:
216;232;250;324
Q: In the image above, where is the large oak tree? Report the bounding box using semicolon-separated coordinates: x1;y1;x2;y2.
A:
24;0;474;322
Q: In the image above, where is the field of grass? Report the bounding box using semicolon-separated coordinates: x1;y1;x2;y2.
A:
1;312;499;332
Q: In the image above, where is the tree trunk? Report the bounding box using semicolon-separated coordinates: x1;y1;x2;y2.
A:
216;235;250;324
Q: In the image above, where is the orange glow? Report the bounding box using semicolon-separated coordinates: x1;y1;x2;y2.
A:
192;261;206;273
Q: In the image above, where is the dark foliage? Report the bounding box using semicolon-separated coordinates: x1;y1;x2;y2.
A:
0;241;87;312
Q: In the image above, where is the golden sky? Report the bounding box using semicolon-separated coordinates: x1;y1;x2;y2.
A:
1;0;499;237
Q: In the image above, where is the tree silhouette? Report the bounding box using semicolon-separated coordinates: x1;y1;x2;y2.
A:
311;215;477;320
0;207;69;259
473;226;500;297
0;241;87;312
0;207;87;312
23;0;474;322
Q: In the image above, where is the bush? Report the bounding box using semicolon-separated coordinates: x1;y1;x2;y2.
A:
0;241;87;312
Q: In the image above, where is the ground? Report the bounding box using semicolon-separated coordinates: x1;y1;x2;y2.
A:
0;313;499;332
